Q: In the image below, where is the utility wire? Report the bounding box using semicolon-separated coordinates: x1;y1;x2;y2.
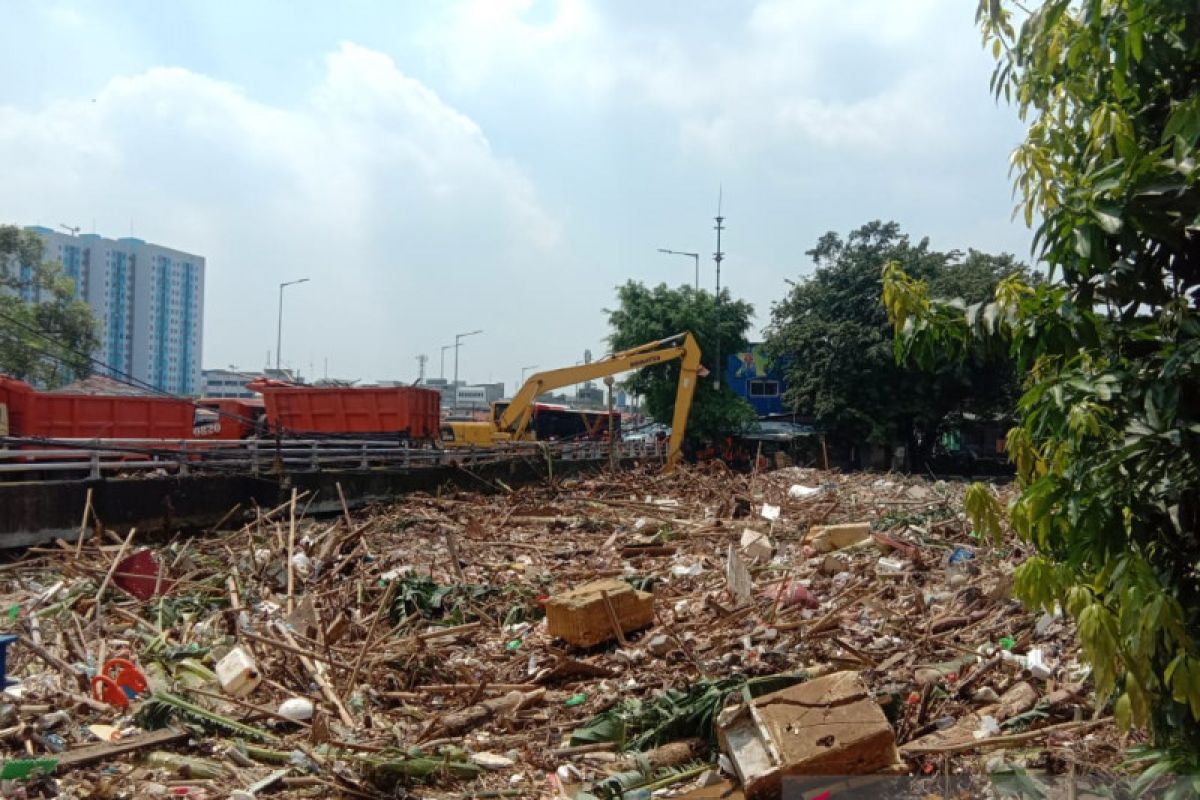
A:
0;310;395;442
2;310;619;447
0;309;381;443
0;333;259;464
0;308;265;431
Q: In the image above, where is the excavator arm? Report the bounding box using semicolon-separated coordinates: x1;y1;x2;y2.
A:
497;332;703;470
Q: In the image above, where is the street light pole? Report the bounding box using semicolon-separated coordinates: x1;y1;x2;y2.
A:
276;278;310;372
440;344;454;380
453;329;483;407
657;248;701;290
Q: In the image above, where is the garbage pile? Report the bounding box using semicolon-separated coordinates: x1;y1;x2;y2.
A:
0;466;1120;798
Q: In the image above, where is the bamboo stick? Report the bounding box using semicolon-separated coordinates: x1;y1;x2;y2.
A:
286;488;297;615
86;527;135;621
273;623;355;727
74;487;93;559
344;579;397;698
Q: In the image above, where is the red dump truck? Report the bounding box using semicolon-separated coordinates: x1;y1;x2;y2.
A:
0;376;440;444
194;397;266;440
247;380;441;442
0;376;208;440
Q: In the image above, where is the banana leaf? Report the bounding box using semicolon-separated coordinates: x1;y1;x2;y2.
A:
588;761;709;800
365;747;482;784
569;673;808;753
134;690;280;743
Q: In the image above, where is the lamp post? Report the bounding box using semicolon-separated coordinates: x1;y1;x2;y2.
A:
657;248;700;290
520;364;539;391
453;329;483;407
440;344;454;380
276;278;309;372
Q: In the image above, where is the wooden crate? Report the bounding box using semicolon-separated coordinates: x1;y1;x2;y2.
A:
545;578;654;647
718;671;901;799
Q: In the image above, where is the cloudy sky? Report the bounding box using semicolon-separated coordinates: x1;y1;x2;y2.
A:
0;0;1030;390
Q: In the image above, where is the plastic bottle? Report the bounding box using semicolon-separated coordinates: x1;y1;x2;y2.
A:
40;733;66;753
946;546;975;587
144;751;226;780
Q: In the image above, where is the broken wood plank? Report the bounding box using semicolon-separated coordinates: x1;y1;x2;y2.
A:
901;717;1112;756
56;728;188;769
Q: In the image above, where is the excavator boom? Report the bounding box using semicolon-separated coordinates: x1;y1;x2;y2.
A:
498;332;702;470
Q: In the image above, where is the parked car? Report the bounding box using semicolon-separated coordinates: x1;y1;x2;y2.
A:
733;420;820;467
624;422;670;443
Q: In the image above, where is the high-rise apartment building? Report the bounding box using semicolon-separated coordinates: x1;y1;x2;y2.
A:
22;226;205;395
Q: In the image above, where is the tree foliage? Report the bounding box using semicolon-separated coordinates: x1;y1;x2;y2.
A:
607;281;757;441
886;0;1200;764
0;226;98;388
766;221;1025;468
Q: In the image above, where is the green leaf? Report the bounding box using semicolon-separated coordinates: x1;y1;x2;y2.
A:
1092;205;1123;234
1114;692;1132;730
1163;96;1200;146
1073;227;1091;259
1131;755;1177;797
988;765;1048;799
1129;16;1144;62
569;674;807;753
569;713;627;748
964;482;1006;544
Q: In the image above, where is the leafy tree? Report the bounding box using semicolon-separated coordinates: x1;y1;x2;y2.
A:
0;225;98;387
607;281;757;442
766;221;1024;469
885;0;1200;769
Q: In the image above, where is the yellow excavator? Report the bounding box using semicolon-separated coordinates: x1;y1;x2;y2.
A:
442;332;703;470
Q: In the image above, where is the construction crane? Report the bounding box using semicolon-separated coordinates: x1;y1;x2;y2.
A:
443;332;704;470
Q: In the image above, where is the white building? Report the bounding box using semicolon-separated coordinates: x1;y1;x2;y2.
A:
24;226;205;395
201;367;299;398
455;382;505;409
455;385;489;409
200;368;259;399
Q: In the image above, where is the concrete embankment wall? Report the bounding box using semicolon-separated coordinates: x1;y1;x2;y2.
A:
0;456;629;548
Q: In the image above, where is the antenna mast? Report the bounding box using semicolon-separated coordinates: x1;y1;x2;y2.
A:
713;187;726;388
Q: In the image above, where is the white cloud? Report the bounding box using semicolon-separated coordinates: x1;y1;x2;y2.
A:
0;42;563;379
678;68;948;160
424;0;979;164
1;2;1030;384
424;0;615;96
746;0;948;46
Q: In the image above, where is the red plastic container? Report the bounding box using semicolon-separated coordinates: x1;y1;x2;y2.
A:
112;548;176;600
249;380;441;440
1;376;203;440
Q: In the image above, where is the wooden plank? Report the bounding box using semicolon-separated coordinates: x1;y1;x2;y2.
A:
56;728;188;769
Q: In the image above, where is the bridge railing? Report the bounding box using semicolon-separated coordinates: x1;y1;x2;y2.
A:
0;436;666;480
